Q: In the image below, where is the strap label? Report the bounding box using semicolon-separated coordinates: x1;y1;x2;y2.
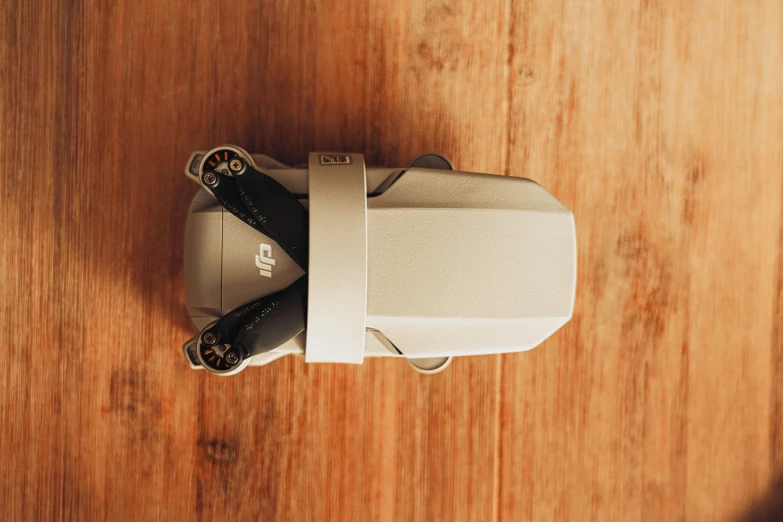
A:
319;154;352;165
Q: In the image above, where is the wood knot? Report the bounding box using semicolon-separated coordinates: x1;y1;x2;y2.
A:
201;440;238;464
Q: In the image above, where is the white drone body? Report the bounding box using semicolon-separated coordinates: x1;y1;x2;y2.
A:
182;146;576;374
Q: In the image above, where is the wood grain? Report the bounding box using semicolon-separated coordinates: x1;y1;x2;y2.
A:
0;1;781;520
501;2;783;520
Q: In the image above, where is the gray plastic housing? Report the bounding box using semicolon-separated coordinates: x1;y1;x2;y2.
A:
183;151;576;369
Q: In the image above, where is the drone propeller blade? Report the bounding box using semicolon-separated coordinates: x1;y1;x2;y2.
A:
202;171;267;235
233;276;308;357
233;163;309;270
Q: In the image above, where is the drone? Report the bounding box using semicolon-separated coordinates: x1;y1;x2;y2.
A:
181;145;576;375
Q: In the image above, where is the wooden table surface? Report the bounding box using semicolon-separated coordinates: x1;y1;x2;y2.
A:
1;1;782;520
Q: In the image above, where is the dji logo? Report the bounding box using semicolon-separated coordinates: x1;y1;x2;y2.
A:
255;244;275;278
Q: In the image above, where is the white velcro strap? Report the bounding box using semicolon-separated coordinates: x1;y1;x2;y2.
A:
305;153;368;363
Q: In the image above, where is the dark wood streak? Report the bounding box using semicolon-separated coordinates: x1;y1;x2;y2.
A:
52;1;86;520
772;170;783;476
617;222;674;344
